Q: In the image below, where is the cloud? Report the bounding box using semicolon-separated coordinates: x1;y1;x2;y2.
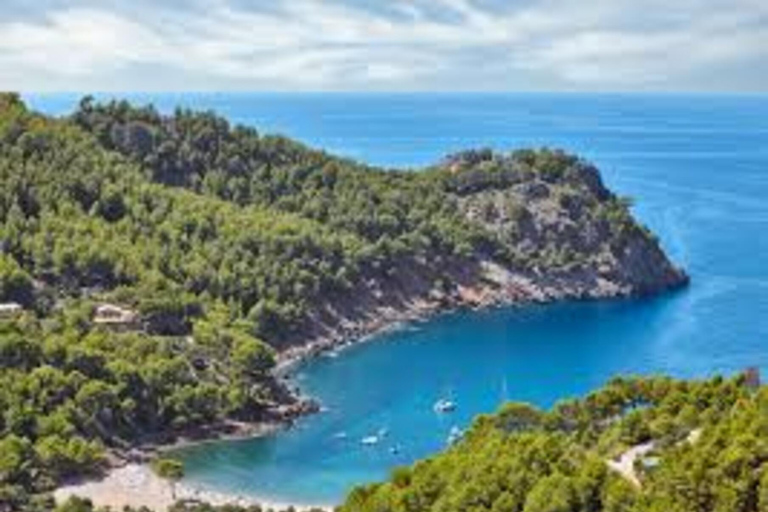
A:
0;0;766;91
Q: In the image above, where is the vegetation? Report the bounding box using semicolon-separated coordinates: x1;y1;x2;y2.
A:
151;458;184;500
340;374;768;512
0;92;684;511
0;93;669;347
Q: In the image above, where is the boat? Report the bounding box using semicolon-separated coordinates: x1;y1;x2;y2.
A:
361;435;379;445
447;426;464;445
333;431;348;440
433;398;457;413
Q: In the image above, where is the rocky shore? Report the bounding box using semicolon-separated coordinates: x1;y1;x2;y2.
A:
277;259;688;376
277;153;689;373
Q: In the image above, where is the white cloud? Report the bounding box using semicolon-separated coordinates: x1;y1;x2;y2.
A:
0;8;170;74
0;0;765;91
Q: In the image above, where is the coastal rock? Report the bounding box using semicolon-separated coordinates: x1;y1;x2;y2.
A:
281;150;687;362
514;181;550;200
455;154;687;298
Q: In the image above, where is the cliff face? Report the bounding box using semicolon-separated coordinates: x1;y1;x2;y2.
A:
451;151;688;299
281;149;688;359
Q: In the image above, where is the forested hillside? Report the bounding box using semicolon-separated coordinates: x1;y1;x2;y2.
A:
0;93;687;511
67;96;686;347
341;374;768;512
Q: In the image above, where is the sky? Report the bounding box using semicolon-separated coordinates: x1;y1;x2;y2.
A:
1;0;767;92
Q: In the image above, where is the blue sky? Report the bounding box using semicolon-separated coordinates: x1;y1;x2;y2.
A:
1;0;766;92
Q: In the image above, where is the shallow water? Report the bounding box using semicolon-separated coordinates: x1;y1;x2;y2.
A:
29;93;768;504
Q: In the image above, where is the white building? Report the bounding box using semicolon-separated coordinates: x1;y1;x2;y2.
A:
93;303;138;326
0;302;23;318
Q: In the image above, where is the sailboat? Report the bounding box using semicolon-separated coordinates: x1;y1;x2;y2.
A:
433;398;457;413
447;426;464;445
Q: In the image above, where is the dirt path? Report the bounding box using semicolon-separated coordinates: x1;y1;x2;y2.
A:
606;441;655;487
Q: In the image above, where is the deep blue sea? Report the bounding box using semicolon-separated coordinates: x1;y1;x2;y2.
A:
27;93;768;505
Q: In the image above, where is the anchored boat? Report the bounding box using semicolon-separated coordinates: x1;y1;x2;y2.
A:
433;398;457;413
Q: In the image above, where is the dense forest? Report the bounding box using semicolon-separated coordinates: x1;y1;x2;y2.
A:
0;93;687;512
341;374;767;512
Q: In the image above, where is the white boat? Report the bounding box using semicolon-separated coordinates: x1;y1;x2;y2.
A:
447;426;464;445
333;431;348;440
433;398;457;413
361;435;379;445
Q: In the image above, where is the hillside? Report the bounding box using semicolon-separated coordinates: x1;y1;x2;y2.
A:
67;96;686;353
0;93;686;511
340;374;768;512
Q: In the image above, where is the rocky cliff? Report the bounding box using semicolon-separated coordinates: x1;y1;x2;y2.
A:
281;148;688;361
450;148;687;298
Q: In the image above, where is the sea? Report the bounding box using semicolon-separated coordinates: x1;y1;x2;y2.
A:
26;92;768;505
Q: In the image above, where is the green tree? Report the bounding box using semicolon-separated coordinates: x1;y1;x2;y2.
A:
0;435;30;485
54;496;94;512
757;468;768;512
151;457;184;500
0;254;34;306
232;335;275;379
523;473;578;512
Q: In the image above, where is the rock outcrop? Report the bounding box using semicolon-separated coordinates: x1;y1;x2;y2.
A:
279;149;688;361
453;150;688;298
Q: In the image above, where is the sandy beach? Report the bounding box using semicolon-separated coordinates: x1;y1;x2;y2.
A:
54;463;330;512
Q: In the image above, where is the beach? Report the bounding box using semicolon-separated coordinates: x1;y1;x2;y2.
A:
54;463;330;512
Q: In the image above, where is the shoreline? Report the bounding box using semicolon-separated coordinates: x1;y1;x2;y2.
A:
274;265;550;374
54;463;331;512
51;292;501;512
54;266;688;511
51;285;526;512
275;262;688;375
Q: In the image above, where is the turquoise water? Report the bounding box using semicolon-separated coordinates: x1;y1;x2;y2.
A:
28;93;768;505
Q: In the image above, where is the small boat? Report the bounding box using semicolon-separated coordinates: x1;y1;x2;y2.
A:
333;431;348;440
361;435;379;446
433;398;457;413
377;428;389;438
447;426;464;445
389;445;401;455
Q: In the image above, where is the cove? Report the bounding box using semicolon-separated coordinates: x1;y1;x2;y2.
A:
175;294;700;504
28;93;768;505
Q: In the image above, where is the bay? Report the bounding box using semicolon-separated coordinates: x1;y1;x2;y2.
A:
27;92;768;505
